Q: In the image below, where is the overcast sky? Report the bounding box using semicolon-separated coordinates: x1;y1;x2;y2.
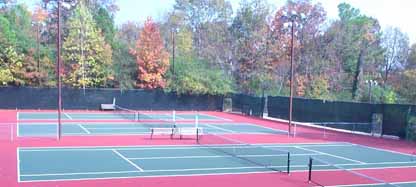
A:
114;0;416;44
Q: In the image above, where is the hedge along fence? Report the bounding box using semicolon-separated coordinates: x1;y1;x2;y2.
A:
0;87;223;111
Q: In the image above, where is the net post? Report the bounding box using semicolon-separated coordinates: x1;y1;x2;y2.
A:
172;110;176;123
308;157;313;183
195;111;199;129
352;123;356;135
287;152;290;174
196;128;200;144
135;111;139;121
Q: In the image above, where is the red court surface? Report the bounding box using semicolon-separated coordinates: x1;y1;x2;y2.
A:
1;110;416;187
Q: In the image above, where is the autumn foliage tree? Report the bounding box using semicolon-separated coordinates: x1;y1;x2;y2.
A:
131;17;169;89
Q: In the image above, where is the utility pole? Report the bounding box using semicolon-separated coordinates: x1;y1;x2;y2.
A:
56;0;62;140
288;17;295;137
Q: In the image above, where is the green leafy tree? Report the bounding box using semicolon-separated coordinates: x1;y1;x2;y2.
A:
325;3;383;100
0;46;23;85
112;40;136;89
173;0;232;56
0;14;16;43
407;44;416;69
176;28;193;58
63;1;113;88
305;76;331;99
398;69;416;103
0;13;24;85
112;21;141;89
166;56;233;95
3;4;35;54
271;0;328;98
230;0;271;95
93;6;116;47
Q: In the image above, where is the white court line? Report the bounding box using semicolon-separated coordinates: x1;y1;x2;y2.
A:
126;153;321;160
77;124;90;134
112;149;144;172
173;113;186;120
18;162;416;183
243;123;287;133
17;147;21;182
18;142;351;152
216;122;287;133
296;146;366;164
63;113;72;120
18;170;278;183
20;170;139;177
21;164;291;178
22;161;416;179
17;144;353;152
204;124;236;133
19;144;346;152
352;143;416;157
335;161;416;166
57;133;149;136
324;181;416;187
201;113;232;121
85;127;148;130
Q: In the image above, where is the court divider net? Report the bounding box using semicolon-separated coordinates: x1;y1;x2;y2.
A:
114;105;139;121
197;132;290;174
307;156;400;187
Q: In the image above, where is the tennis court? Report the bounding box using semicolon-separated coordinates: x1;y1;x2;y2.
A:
18;142;416;183
17;122;286;137
17;111;226;121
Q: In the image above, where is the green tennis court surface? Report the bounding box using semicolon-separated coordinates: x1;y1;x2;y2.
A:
17;112;227;121
18;142;416;182
17;122;286;137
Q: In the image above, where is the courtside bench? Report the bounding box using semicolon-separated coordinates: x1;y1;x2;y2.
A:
100;98;116;110
175;127;203;139
150;128;175;139
150;127;203;139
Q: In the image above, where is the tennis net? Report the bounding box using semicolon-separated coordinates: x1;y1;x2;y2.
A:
198;132;291;174
114;105;139;121
307;156;400;187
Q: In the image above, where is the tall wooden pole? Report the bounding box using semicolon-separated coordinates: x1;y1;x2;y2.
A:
288;18;295;137
57;0;62;140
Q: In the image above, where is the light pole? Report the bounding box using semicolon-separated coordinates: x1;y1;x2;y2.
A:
53;0;71;140
281;11;302;137
56;0;62;140
366;80;378;103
